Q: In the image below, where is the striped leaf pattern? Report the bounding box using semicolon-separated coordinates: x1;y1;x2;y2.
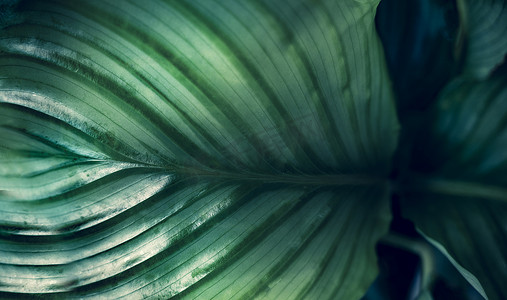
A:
0;0;398;298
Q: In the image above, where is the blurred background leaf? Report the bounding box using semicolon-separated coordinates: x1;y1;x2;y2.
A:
376;0;460;113
401;66;507;300
458;0;507;79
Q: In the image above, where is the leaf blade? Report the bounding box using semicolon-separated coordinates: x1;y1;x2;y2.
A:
0;0;398;298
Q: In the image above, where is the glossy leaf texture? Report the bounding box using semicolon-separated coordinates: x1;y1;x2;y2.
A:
459;0;507;79
0;0;399;298
401;66;507;300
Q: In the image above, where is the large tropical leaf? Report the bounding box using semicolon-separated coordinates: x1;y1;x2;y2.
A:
0;0;398;298
401;67;507;300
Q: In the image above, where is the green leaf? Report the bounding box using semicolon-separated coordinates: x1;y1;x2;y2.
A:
376;0;460;111
401;68;507;300
458;0;507;79
0;0;398;298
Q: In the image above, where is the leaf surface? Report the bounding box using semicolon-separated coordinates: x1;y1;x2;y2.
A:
0;0;398;298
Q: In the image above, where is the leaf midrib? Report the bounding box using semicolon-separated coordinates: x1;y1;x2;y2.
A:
172;167;387;186
401;176;507;203
135;162;387;187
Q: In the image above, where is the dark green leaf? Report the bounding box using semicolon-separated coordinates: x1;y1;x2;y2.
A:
402;68;507;300
459;0;507;79
0;0;398;298
376;0;460;111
